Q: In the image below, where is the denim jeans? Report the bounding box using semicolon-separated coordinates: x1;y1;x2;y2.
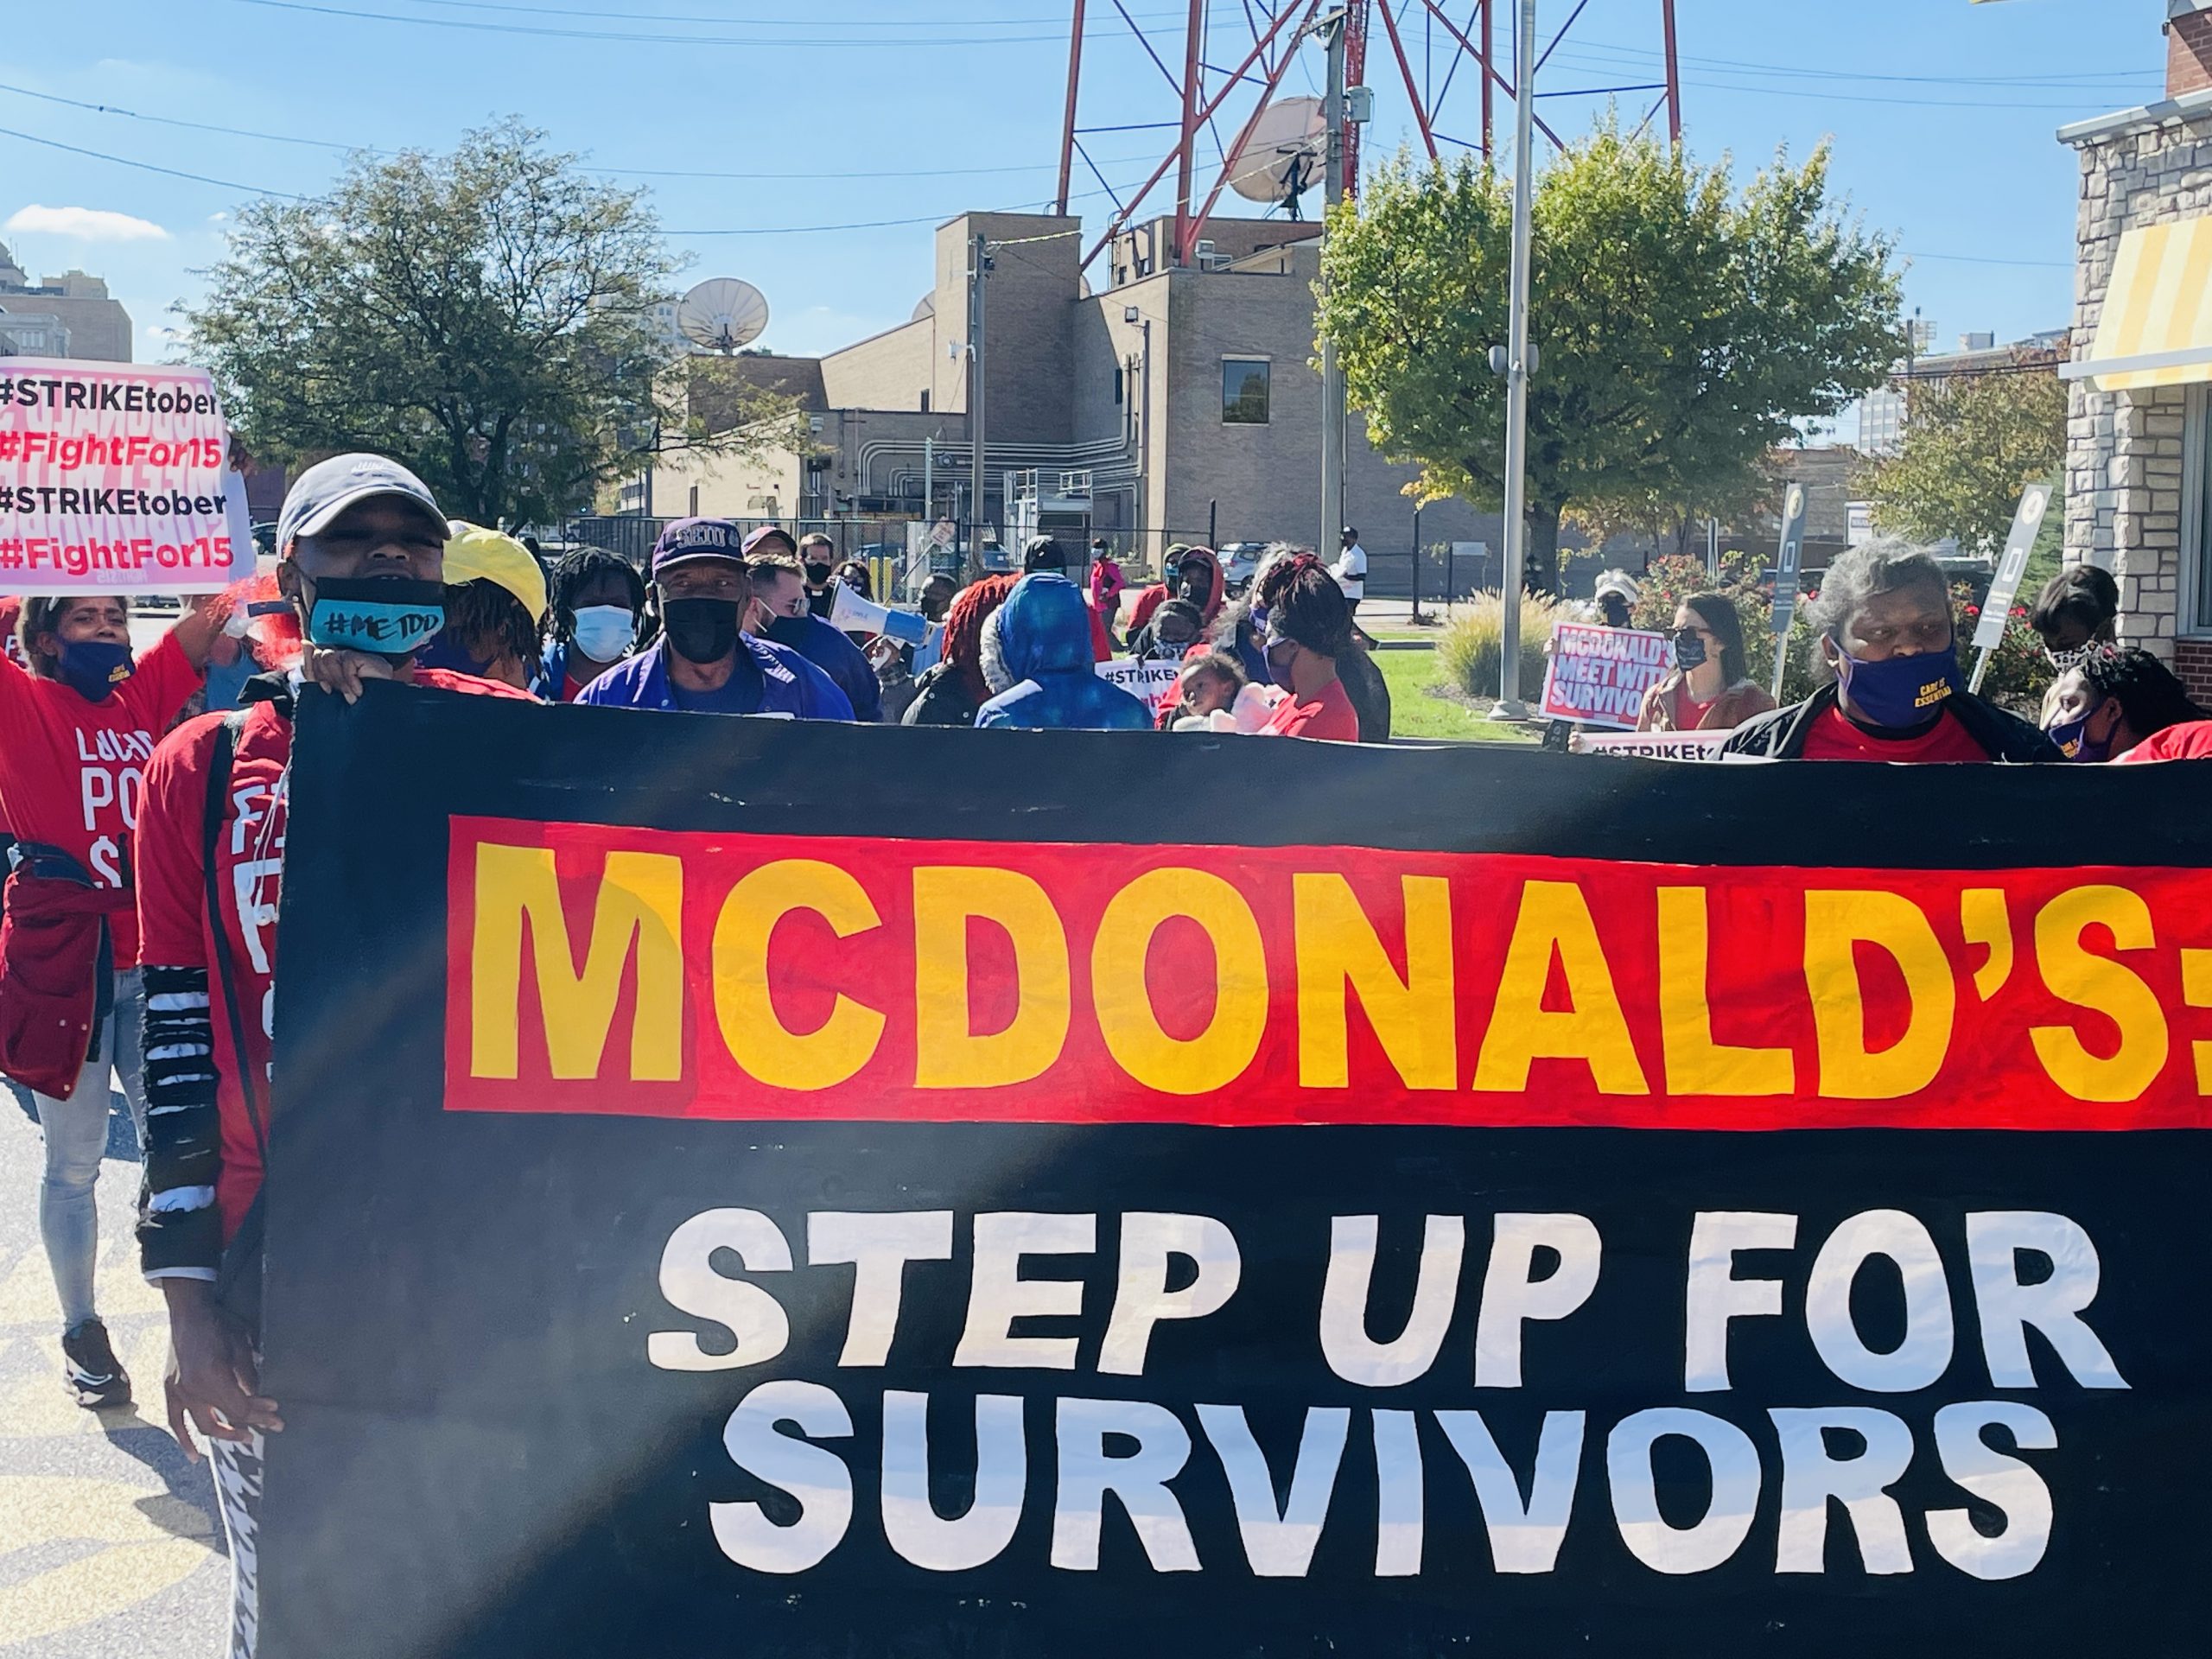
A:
31;965;146;1331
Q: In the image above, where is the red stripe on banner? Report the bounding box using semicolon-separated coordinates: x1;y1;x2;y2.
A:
442;817;2212;1131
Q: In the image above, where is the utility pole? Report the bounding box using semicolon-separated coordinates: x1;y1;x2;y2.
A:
1493;0;1538;719
1319;7;1349;561
967;232;992;554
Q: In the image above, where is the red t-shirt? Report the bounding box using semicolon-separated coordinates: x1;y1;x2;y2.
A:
1673;688;1719;731
1797;704;1991;764
2116;721;2212;763
1266;676;1362;742
137;670;529;1243
0;632;201;966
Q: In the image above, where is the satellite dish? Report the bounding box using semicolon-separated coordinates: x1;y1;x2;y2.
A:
676;278;770;354
911;294;936;322
1228;96;1326;212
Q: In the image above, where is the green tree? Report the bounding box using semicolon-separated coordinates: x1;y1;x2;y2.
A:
1316;125;1901;591
1864;365;2067;553
181;120;799;527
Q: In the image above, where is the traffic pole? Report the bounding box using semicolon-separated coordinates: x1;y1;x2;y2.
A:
1494;0;1538;719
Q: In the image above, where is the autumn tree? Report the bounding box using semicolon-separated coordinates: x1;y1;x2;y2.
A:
1865;363;2067;553
1316;125;1901;591
182;120;800;526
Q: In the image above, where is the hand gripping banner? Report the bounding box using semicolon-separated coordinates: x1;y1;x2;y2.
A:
262;687;2212;1658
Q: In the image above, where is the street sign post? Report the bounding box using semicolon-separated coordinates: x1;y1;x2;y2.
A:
1967;481;2055;694
1768;482;1808;699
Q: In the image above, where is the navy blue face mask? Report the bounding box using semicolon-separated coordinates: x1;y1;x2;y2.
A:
1834;643;1962;730
54;638;135;702
415;629;494;677
2046;700;2115;762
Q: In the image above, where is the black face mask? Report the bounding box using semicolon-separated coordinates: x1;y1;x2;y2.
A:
1673;627;1708;671
661;596;741;664
761;613;813;648
804;562;834;586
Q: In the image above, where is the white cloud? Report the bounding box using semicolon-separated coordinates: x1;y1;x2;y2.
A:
207;211;230;224
4;204;171;243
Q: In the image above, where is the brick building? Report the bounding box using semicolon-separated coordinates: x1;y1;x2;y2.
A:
0;242;132;362
643;209;1499;586
2058;0;2212;701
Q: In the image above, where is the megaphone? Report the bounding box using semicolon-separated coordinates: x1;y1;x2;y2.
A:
830;581;931;648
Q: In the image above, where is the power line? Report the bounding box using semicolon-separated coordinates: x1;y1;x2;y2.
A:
1554;36;2161;92
1901;251;2074;270
0;81;1166;183
389;0;1190;27
220;0;1071;48
0;123;302;198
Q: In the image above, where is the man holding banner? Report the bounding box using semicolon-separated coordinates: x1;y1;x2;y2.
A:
134;452;534;1659
1725;539;2058;763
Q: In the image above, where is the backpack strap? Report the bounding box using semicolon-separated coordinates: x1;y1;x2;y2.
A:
200;710;268;1169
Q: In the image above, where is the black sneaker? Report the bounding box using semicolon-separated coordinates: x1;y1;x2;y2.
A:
61;1318;131;1408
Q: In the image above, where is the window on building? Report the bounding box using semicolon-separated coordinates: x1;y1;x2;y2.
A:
1113;366;1124;406
1222;357;1271;424
920;390;931;412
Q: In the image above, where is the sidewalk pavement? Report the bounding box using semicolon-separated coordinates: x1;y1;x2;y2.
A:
0;1082;228;1657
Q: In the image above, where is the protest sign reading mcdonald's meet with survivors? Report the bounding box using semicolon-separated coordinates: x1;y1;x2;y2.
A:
264;686;2212;1659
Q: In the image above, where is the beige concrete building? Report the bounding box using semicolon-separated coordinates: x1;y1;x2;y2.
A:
641;208;1498;589
2058;0;2212;700
0;243;133;361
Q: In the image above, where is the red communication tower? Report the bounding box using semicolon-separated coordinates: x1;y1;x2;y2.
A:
1053;1;1684;274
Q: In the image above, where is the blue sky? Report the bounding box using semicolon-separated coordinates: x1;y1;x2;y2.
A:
0;0;2154;372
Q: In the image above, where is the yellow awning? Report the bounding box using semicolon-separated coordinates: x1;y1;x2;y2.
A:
2066;217;2212;391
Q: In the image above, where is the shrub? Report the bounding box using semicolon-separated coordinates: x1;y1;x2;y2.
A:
1440;589;1560;702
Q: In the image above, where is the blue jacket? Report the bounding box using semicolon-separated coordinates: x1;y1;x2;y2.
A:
760;614;882;723
573;635;854;719
976;574;1152;732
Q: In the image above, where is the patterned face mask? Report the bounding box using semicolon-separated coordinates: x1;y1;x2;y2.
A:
2044;643;2094;673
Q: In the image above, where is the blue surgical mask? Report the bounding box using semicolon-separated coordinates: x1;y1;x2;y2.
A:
54;638;135;702
569;604;635;664
304;576;445;657
1834;643;1961;730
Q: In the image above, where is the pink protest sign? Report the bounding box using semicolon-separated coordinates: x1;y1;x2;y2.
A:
1539;621;1674;729
0;356;250;594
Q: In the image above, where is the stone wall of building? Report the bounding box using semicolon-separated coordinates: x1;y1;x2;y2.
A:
2063;102;2212;660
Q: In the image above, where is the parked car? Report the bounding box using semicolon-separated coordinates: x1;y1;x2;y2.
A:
1218;541;1271;595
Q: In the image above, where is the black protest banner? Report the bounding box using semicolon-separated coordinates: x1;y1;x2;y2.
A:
262;684;2212;1658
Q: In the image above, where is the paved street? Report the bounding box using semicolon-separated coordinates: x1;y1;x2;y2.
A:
0;1081;228;1657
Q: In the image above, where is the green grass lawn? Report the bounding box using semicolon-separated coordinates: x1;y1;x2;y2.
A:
1373;646;1541;743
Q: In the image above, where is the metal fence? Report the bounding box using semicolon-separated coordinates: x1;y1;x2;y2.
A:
560;516;1519;604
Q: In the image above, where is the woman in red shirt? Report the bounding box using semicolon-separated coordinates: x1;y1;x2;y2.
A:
0;590;214;1408
1261;555;1363;742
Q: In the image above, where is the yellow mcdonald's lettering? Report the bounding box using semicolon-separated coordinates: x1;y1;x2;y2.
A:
912;866;1071;1089
2030;885;2168;1103
471;842;684;1082
1803;889;1954;1099
1093;868;1269;1095
712;860;885;1090
1294;872;1456;1090
1473;880;1648;1095
1655;887;1791;1096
